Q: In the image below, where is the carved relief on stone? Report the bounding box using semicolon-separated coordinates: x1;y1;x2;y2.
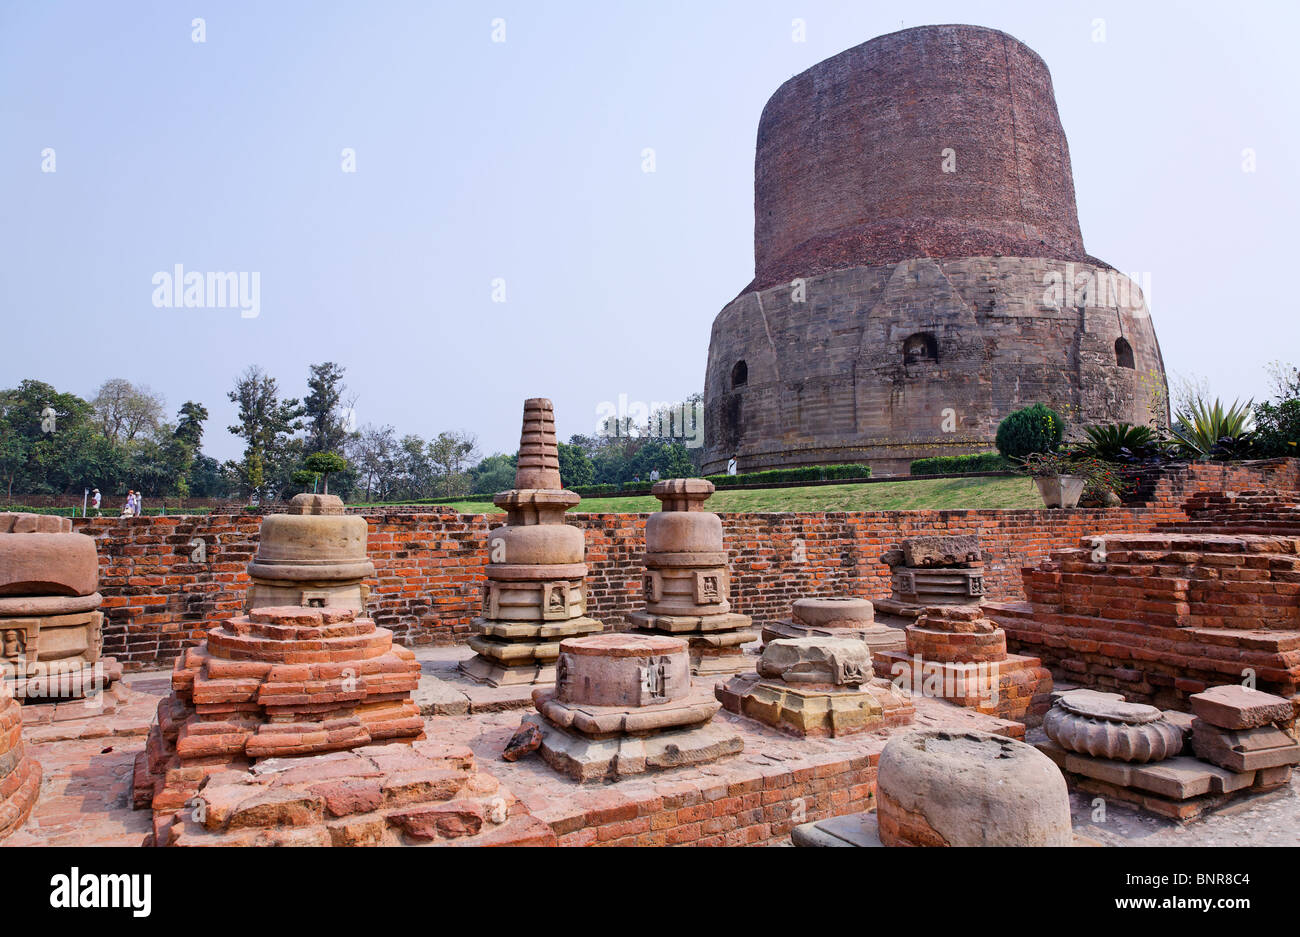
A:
968;575;985;596
643;572;661;603
694;570;725;605
542;583;570;621
1;629;24;660
895;571;916;593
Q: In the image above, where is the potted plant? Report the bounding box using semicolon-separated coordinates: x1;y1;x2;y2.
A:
1022;452;1087;508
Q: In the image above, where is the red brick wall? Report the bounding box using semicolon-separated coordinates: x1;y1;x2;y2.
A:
73;460;1298;672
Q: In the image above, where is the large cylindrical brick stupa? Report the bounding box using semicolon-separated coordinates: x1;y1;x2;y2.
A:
703;24;1167;475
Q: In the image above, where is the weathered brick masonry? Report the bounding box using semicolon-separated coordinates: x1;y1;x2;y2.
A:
72;461;1297;672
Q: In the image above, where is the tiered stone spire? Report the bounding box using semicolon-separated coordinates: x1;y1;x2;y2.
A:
459;399;601;686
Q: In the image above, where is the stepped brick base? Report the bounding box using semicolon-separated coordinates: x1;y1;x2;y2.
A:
874;649;1053;724
143;741;554;846
988;527;1300;711
136;606;424;818
0;693;40;840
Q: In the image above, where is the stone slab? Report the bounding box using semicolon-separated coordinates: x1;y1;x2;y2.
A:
1190;685;1296;730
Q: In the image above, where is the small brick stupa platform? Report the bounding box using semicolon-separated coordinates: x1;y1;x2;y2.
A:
135;605;424;842
875;605;1053;725
156;741;555;847
988;489;1300;711
0;683;39;841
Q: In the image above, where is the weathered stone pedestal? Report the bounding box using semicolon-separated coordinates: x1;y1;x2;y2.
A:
135;605;424;841
875;535;986;619
0;512;121;703
461;400;601;687
717;635;913;737
0;684;39;841
246;494;375;614
627;479;756;675
762;597;904;655
1036;685;1299;821
875;605;1053;725
523;633;743;781
794;728;1072;847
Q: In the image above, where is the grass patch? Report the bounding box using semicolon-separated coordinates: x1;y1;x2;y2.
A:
415;475;1041;515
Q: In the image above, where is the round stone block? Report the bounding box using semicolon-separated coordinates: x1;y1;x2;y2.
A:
0;529;99;597
877;729;1072;847
646;511;723;556
791;597;874;628
486;523;584;566
555;634;690;707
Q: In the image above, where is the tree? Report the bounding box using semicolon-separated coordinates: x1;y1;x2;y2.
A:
301;451;349;494
349;424;399;501
398;434;435;499
557;442;594;487
92;378;165;445
175;401;209;449
469;453;517;494
0;380;101;496
428;430;480;498
303;362;354;455
227;366;304;499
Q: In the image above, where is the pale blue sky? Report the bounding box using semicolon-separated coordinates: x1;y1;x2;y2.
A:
2;0;1297;461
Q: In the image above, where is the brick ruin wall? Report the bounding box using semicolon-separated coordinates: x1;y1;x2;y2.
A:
73;461;1298;672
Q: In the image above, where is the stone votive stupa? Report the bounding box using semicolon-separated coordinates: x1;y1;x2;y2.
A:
875;535;986;619
459;399;602;686
0;512;120;701
522;633;743;781
0;679;39;841
245;493;375;614
762;597;905;655
716;634;914;737
135;604;424;823
627;478;757;675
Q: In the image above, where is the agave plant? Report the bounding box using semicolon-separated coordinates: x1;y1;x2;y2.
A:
1079;423;1157;462
1171;397;1255;460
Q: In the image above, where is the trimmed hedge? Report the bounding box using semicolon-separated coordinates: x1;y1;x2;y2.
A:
909;453;1012;475
570;464;872;498
0;505;217;517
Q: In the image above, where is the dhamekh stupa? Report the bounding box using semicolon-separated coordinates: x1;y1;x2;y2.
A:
703;25;1167;476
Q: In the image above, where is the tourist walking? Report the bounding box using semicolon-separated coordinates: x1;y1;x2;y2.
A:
91;488;101;516
121;490;135;518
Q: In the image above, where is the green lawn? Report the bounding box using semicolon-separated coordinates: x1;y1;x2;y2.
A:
421;475;1040;514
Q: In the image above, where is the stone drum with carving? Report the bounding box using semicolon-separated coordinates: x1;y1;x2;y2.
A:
523;633;743;780
0;512;120;701
876;535;987;619
627;478;757;675
246;493;375;614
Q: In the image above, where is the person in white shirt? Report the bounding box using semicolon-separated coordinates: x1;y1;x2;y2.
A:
91;488;101;514
726;456;738;476
649;469;660;482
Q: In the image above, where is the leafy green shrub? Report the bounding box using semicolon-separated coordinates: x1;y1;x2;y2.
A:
995;404;1064;461
1253;365;1300;457
1171;398;1255;460
910;453;1012;475
1077;423;1159;461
